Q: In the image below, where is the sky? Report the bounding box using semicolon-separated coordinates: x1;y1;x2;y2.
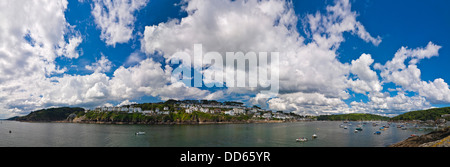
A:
1;0;450;118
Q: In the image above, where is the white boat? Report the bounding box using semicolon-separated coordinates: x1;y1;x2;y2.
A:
296;137;308;142
135;131;146;135
312;134;317;138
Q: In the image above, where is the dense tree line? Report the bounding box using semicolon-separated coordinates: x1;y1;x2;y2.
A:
316;113;390;121
14;107;85;122
390;107;450;121
80;110;252;124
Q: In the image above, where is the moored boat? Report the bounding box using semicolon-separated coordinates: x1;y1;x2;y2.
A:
312;134;317;139
135;131;146;135
374;131;381;135
296;137;308;142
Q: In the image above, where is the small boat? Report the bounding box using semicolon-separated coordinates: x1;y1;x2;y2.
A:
379;127;385;130
312;134;317;139
296;137;308;142
356;127;363;131
135;132;146;135
374;131;381;135
401;127;407;130
410;134;417;137
354;130;358;133
344;126;348;129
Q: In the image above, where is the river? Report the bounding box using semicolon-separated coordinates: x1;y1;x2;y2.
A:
0;120;432;147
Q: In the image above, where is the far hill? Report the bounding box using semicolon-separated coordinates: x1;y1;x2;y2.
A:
390;107;450;121
316;113;389;121
13;107;85;122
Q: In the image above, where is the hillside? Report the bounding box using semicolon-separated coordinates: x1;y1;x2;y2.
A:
316;113;389;121
75;110;253;124
14;107;85;122
390;107;450;121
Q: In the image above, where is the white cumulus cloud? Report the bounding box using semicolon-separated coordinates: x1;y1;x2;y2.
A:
92;0;149;46
85;54;114;73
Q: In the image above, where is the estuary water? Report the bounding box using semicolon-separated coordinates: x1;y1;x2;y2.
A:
0;121;431;147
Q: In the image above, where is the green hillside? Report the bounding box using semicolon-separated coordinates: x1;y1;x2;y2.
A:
316;113;389;121
14;107;85;122
390;107;450;121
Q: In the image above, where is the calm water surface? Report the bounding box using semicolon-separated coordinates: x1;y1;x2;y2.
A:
0;121;432;147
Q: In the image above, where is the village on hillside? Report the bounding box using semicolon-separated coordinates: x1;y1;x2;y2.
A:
91;100;312;121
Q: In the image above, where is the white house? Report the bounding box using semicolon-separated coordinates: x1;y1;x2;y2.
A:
134;107;142;113
142;110;154;115
253;112;263;118
224;110;234;116
274;113;287;120
233;108;245;115
127;107;142;113
262;113;272;119
189;106;199;112
200;107;209;113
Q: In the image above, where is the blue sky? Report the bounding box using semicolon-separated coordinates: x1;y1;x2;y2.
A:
1;0;450;118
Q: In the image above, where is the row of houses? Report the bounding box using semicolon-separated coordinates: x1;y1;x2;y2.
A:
95;106;142;113
252;112;295;120
92;102;298;120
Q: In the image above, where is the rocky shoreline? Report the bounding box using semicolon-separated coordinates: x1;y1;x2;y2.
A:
389;127;450;147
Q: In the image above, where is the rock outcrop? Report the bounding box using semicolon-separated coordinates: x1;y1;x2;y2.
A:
390;127;450;147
